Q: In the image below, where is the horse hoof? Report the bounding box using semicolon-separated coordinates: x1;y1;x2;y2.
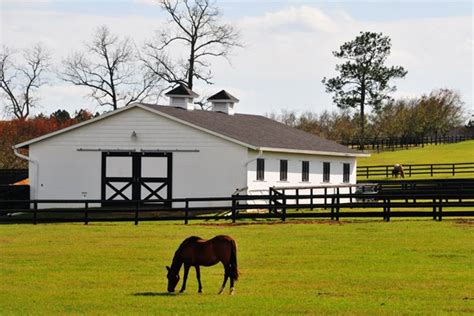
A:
229;288;235;295
218;288;224;295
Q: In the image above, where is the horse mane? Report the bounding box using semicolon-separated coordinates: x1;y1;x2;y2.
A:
177;236;202;251
170;236;202;271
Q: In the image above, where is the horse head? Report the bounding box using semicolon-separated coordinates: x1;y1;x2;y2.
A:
166;266;180;292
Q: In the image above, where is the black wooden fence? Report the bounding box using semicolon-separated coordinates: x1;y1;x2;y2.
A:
1;180;473;224
0;169;28;184
357;162;474;179
342;135;469;152
0;185;29;209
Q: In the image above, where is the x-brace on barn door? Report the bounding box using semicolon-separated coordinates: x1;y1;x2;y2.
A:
101;152;172;207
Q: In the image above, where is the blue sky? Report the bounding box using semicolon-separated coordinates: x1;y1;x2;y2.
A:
1;0;472;118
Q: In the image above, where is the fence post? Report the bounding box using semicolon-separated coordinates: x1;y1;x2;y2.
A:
231;194;237;224
409;165;412;177
324;187;328;209
269;188;274;213
366;166;369;179
349;186;353;205
387;199;391;222
310;188;314;211
33;201;38;225
330;196;335;220
272;189;279;214
432;198;436;221
383;199;389;222
84;202;89;225
386;166;389;178
134;201;139;225
185;200;189;225
452;164;455;176
336;189;340;221
438;198;443;221
281;202;286;222
430;164;433;177
296;188;299;207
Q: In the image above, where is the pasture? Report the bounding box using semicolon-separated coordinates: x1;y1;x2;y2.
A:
1;219;473;315
358;140;474;167
357;140;474;180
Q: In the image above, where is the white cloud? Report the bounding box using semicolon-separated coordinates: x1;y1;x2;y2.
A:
132;0;159;5
220;6;472;115
239;6;340;34
0;4;472;118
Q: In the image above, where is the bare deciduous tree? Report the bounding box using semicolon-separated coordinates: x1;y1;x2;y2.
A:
62;25;162;110
0;44;49;120
144;0;241;90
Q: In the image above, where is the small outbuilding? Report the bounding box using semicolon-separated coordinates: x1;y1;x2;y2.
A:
14;85;367;208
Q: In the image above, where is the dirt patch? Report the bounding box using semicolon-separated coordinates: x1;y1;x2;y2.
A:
316;292;347;298
454;220;474;227
190;219;364;227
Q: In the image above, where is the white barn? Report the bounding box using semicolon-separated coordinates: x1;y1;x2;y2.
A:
13;85;367;208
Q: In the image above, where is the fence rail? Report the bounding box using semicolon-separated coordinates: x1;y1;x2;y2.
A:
1;183;473;225
342;135;470;152
357;162;474;179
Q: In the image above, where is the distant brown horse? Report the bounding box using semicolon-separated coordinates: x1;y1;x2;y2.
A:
392;164;405;178
166;235;239;295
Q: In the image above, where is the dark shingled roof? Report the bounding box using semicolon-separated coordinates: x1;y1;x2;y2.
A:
164;84;199;98
207;90;239;102
139;104;361;155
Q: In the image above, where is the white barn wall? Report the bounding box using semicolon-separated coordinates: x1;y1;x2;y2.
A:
29;107;248;208
246;150;357;204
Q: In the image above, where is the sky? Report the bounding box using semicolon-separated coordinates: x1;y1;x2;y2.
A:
0;0;472;119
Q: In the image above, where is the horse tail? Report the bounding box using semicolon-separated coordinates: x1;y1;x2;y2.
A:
229;239;239;281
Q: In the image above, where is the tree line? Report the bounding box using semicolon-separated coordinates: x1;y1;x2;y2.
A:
268;88;468;143
0;109;94;169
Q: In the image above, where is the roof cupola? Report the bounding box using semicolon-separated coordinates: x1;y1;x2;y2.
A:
207;90;239;115
165;84;199;111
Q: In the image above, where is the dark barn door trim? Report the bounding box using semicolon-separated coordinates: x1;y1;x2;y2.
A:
101;152;172;207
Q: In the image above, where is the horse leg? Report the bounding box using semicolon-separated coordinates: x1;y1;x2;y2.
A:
229;272;235;295
195;265;203;293
218;267;229;295
179;264;190;293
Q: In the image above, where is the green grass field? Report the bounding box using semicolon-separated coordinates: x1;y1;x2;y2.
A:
357;140;474;180
1;220;473;315
358;140;474;166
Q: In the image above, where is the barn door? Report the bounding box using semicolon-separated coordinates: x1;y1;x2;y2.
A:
101;152;172;207
102;152;136;206
139;152;172;207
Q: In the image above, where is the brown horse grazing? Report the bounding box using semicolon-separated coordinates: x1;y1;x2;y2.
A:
392;164;405;178
166;235;238;295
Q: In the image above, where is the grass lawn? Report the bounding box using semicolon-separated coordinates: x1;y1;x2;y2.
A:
1;219;473;315
358;140;474;166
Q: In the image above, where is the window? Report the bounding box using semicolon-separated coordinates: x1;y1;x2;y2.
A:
343;163;350;183
302;161;309;182
323;162;330;183
280;160;288;181
256;158;265;180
